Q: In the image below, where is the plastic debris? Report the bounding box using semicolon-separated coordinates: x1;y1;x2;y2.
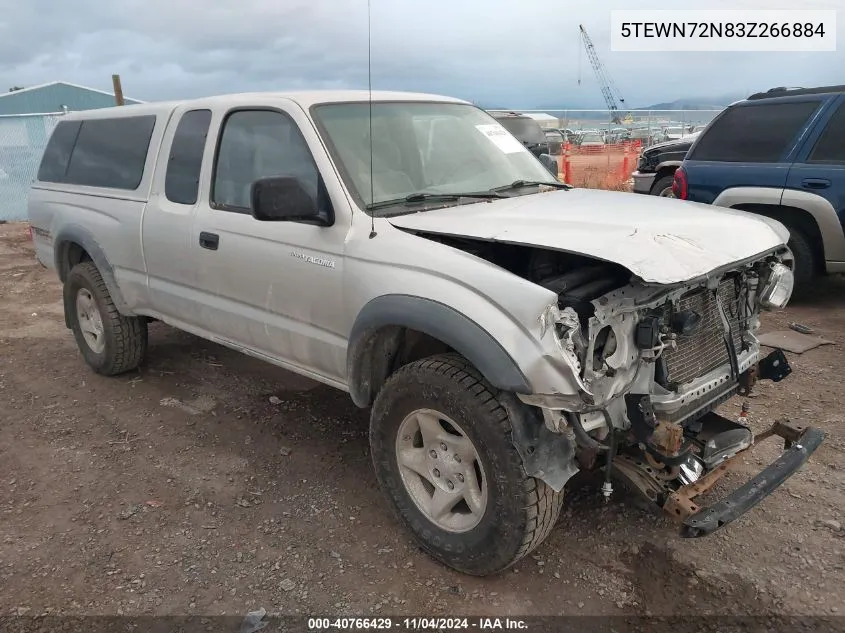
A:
239;607;269;633
789;322;814;334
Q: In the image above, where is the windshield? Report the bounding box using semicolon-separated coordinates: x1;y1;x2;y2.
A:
311;102;558;213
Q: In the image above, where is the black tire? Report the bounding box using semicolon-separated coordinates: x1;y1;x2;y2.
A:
784;225;816;287
369;353;564;576
64;261;147;375
651;174;676;197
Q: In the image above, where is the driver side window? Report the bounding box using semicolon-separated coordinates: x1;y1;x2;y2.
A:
212;109;320;213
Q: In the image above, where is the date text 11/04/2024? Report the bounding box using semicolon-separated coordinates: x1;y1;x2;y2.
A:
307;617;529;630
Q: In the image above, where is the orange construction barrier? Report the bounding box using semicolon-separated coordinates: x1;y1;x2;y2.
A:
560;140;641;190
562;142;572;185
620;141;631;181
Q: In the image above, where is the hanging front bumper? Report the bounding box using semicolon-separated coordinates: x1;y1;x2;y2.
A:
661;420;824;537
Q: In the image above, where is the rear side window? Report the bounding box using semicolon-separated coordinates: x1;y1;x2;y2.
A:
37;120;82;182
689;101;820;163
165;109;212;205
808;102;845;164
63;115;157;190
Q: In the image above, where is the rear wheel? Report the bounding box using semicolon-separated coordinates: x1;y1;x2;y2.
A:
369;353;564;576
784;226;817;287
64;261;147;375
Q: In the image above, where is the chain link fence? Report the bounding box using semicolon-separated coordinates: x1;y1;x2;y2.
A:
0;108;728;221
0;113;64;222
500;109;725;147
490;108;725;189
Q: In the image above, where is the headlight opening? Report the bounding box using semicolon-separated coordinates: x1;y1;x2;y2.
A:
759;262;794;309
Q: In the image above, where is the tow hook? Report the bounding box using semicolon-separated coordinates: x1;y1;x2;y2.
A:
738;348;792;396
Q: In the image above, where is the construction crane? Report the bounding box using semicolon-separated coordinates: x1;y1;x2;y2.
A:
579;24;631;125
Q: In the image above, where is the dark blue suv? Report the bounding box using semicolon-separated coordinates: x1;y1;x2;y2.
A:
674;85;845;285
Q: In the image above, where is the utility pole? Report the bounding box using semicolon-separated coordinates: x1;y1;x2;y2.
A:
112;74;125;106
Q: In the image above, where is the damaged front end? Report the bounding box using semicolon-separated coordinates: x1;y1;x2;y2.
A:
522;251;823;536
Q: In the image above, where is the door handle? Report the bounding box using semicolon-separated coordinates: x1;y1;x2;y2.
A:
199;231;219;251
801;178;831;190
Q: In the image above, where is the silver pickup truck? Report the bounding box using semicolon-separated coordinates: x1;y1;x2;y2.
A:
28;91;822;576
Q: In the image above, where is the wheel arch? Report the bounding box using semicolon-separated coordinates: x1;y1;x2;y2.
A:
653;161;681;177
713;186;845;269
346;295;532;408
729;203;825;273
54;225;129;327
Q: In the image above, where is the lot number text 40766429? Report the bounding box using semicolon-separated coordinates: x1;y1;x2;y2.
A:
307;617;529;630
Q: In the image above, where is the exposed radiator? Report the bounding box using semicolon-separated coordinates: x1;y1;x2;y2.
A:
662;278;744;387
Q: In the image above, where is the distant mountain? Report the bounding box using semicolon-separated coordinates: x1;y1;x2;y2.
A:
480;91;749;114
639;93;747;110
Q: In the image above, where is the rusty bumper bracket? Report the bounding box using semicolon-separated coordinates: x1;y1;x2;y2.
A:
662;420;824;538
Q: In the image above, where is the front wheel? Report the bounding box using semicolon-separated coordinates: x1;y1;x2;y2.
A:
651;174;676;197
369;354;564;576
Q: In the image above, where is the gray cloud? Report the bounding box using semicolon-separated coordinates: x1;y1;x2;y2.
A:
0;0;841;108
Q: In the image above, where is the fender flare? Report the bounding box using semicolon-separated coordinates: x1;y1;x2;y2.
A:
53;224;130;325
713;187;845;263
346;294;531;407
654;160;682;172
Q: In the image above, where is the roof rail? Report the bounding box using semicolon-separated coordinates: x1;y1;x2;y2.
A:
746;85;845;100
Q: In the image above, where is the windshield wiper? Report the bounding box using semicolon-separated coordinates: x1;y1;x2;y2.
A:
492;180;573;192
367;191;505;211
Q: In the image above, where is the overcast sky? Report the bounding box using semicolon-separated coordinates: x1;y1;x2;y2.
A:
0;0;841;108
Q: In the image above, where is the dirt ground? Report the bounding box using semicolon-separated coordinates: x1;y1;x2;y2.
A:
1;221;844;619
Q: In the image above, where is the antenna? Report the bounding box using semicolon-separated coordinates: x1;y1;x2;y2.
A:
367;0;377;239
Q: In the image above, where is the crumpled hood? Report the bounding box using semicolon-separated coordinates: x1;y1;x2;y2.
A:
388;188;789;284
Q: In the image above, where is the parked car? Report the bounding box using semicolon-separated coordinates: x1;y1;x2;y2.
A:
544;129;564;154
28;91;820;576
661;126;693;142
631;134;699;197
488;111;550;159
577;131;605;148
675;84;845;285
628;128;659;147
605;127;630;144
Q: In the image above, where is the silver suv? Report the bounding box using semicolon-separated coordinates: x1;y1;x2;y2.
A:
27;91;822;576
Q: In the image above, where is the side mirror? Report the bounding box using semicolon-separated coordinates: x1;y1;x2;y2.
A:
250;176;320;222
538;153;558;176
